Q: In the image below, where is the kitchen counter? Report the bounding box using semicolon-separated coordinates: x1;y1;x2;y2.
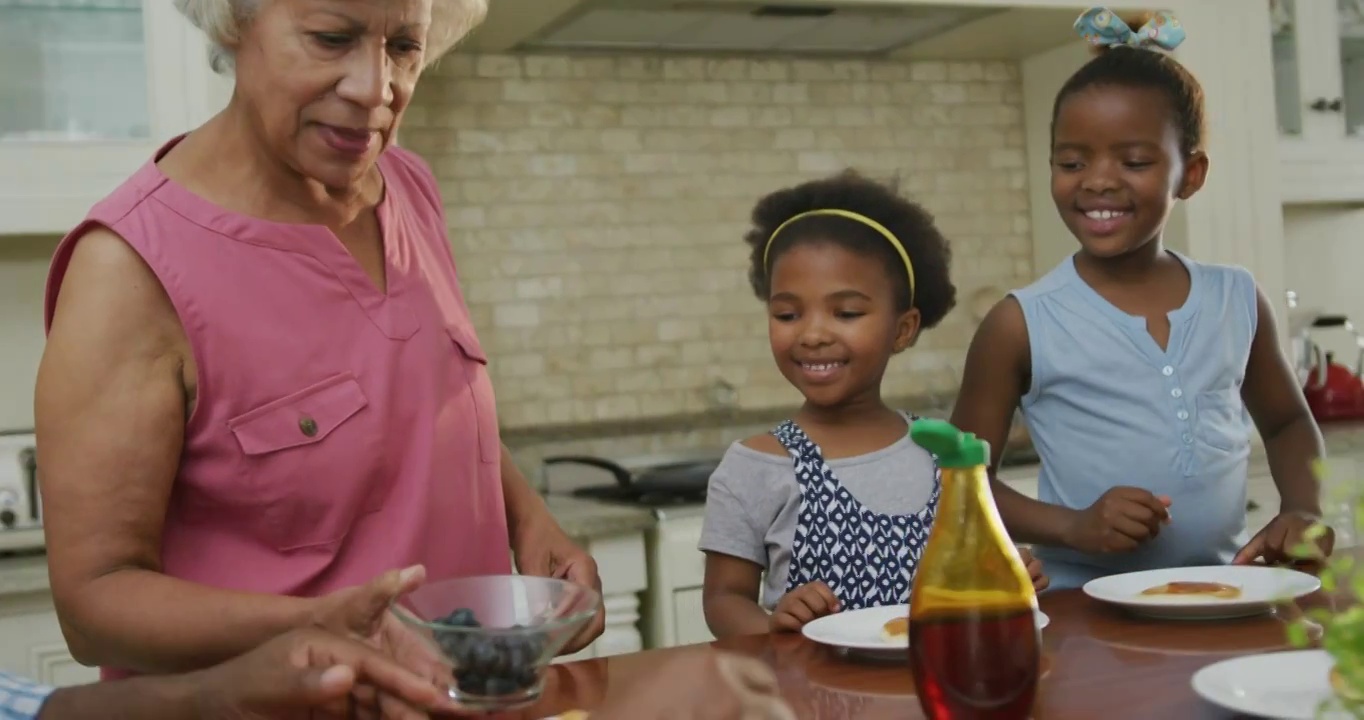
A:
0;499;661;599
543;495;658;541
0;554;50;597
7;421;1364;601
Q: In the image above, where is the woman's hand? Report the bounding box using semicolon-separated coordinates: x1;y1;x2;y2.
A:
511;513;605;655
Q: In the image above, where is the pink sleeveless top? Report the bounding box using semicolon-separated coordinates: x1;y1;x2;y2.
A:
44;135;512;680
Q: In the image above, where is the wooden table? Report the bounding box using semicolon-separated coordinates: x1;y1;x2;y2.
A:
509;589;1324;719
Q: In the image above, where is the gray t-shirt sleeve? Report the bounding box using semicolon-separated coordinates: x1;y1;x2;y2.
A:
698;446;770;567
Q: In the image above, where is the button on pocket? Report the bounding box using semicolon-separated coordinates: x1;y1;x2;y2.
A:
226;373;378;551
447;325;501;464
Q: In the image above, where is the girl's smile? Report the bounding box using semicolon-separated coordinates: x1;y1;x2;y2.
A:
795;359;850;385
1075;204;1135;238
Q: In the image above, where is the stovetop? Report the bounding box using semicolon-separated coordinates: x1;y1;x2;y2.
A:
571;485;706;509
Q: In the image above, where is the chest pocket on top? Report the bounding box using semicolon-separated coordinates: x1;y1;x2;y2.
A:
226;372;381;551
1194;385;1250;453
447;325;501;464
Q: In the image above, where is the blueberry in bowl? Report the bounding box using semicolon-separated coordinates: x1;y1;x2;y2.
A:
390;575;601;711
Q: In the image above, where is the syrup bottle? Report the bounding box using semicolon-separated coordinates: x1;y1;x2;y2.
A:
907;418;1040;720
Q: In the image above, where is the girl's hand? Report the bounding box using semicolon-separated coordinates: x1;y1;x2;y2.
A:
1018;546;1050;593
769;581;840;632
1233;511;1334;567
1064;487;1172;553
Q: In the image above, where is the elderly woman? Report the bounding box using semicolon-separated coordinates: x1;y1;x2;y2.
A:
35;0;602;681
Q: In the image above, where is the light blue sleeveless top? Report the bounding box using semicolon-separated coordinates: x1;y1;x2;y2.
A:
1012;251;1258;589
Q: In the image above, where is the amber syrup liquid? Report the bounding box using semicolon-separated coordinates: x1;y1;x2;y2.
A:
908;606;1040;720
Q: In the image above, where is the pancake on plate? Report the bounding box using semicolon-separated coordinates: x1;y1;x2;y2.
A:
880;616;909;643
1138;581;1242;599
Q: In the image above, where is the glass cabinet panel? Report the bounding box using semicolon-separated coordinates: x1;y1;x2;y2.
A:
1341;0;1364;136
1272;0;1304;136
0;0;150;142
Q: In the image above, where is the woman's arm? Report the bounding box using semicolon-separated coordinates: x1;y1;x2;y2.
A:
702;553;769;638
950;297;1084;546
37;228;318;673
499;443;556;544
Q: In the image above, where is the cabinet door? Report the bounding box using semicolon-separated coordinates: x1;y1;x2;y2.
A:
1340;1;1364;137
1271;0;1306;136
1268;0;1364;140
671;588;715;647
0;598;97;687
1244;475;1278;542
0;0;231;234
1273;0;1364;202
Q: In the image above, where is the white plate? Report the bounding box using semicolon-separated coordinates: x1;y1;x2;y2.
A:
801;604;1048;655
1081;565;1321;620
1192;649;1355;719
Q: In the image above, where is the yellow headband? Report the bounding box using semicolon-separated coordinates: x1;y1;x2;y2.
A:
763;209;917;308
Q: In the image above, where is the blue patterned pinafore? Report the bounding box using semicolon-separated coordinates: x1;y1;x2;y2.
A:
775;417;941;610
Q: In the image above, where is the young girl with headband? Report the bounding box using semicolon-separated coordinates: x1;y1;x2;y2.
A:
698;170;1048;637
952;7;1332;590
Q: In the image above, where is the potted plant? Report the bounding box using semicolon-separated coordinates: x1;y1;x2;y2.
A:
1285;459;1364;717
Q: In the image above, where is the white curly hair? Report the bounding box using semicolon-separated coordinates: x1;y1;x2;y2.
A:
173;0;487;73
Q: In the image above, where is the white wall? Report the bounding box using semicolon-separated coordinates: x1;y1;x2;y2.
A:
0;236;58;431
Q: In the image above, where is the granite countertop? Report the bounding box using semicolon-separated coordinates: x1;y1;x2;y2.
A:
7;423;1364;599
0;499;661;598
542;494;657;540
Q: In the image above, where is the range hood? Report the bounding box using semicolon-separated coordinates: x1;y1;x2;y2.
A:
518;0;1003;55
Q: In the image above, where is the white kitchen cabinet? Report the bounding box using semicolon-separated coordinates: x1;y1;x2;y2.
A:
1271;0;1364;203
553;531;649;663
0;590;95;687
644;512;713;649
0;0;233;235
1245;470;1280;543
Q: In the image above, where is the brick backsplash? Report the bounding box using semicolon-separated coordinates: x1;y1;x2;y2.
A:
401;52;1033;432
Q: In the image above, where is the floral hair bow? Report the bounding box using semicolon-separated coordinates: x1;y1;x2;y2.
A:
1074;7;1185;52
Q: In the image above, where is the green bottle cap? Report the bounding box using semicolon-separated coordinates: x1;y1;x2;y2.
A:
910;418;990;468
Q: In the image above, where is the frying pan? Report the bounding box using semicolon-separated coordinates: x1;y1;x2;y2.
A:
542;455;719;497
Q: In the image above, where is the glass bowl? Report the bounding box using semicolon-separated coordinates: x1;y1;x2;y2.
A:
390;574;601;711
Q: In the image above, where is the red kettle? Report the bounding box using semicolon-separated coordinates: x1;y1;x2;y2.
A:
1302;316;1364;423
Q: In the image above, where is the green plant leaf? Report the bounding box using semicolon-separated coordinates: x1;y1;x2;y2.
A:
1282;462;1364;671
1294;541;1322;559
1353;572;1364;603
1287;621;1310;647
